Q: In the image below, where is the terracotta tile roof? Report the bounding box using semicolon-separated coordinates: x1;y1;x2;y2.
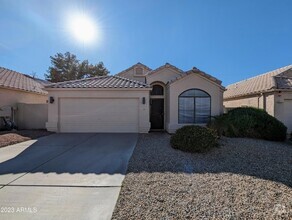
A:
224;65;292;99
45;75;151;89
147;63;184;76
117;62;184;78
168;67;224;89
117;62;152;76
0;67;48;95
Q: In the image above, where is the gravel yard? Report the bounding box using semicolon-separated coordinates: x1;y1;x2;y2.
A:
0;130;53;148
112;133;292;219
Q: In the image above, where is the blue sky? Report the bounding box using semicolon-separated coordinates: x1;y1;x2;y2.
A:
0;0;291;86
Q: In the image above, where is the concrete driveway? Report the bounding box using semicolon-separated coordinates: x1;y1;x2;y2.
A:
0;133;137;220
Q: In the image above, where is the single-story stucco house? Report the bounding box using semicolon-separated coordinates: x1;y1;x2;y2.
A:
224;64;292;133
45;63;225;133
0;67;48;128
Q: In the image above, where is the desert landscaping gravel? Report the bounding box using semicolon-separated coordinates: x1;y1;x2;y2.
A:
112;133;292;220
0;130;53;148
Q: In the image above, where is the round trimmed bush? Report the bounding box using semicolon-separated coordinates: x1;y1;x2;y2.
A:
208;107;287;141
170;125;218;153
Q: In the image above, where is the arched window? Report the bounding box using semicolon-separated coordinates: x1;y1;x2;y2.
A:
151;85;164;95
178;89;211;124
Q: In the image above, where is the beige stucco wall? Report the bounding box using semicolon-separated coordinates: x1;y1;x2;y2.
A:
274;91;292;133
145;67;223;133
224;96;262;109
147;67;185;131
265;93;275;116
17;103;48;129
46;89;151;133
118;67;148;83
223;93;275;116
0;87;47;128
0;88;47;107
147;67;180;131
146;68;182;85
167;73;224;133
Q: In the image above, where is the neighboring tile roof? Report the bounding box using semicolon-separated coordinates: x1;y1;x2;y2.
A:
224;65;292;99
45;75;151;89
147;63;184;77
0;67;48;95
169;67;224;89
117;62;152;76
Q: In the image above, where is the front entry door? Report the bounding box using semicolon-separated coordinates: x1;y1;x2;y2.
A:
150;99;164;130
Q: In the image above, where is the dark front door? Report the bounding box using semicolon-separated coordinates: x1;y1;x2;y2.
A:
150;99;164;129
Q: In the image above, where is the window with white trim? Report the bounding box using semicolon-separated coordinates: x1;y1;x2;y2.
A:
178;89;211;124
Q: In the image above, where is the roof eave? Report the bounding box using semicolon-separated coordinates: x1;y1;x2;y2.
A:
223;88;284;100
168;69;225;91
44;87;152;91
116;63;152;76
0;85;48;95
147;63;184;77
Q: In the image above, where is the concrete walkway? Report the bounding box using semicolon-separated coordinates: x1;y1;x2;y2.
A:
0;133;137;220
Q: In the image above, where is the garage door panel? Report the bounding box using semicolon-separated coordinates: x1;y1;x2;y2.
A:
59;98;139;133
60;123;138;133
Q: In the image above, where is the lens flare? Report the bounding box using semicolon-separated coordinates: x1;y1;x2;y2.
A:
67;13;98;44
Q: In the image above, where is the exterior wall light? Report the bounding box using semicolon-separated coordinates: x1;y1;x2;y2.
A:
49;96;55;104
142;97;146;105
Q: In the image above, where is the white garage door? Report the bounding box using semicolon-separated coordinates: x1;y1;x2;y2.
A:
59;98;139;133
284;100;292;133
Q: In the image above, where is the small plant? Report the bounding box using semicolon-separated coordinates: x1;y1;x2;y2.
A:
170;125;218;153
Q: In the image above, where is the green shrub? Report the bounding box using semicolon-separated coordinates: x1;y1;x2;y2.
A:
170;125;218;153
207;114;238;137
208;107;287;141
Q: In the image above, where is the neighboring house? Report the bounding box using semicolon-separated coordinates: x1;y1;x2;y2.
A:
0;67;48;128
224;65;292;133
0;67;48;106
45;62;224;133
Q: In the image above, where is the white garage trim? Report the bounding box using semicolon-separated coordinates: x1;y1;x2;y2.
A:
45;75;151;133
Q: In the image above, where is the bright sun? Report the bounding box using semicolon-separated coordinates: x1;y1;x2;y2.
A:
68;14;97;44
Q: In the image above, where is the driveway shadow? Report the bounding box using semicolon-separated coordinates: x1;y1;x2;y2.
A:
0;133;137;185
